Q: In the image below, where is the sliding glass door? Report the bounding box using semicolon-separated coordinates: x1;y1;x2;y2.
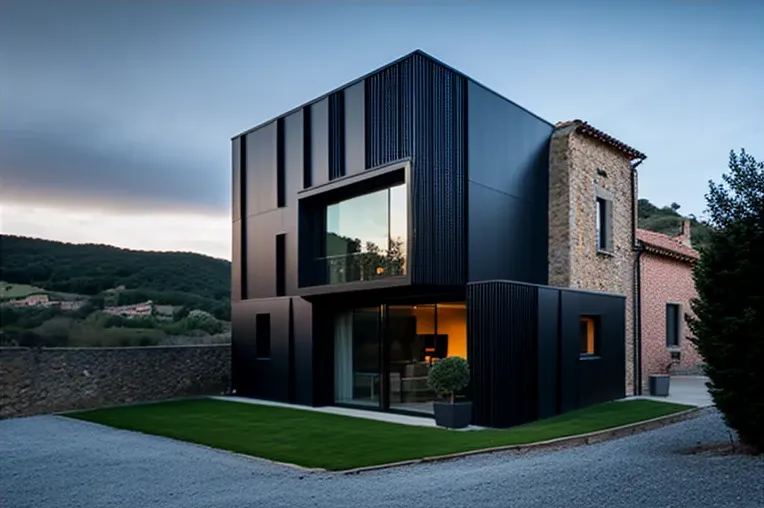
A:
333;302;467;415
334;307;381;407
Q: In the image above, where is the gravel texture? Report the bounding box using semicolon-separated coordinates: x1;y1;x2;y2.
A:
2;408;763;508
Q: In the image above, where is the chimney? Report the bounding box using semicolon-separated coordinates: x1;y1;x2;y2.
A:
677;218;692;247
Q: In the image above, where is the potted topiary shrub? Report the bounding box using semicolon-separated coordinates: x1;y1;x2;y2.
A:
427;356;472;429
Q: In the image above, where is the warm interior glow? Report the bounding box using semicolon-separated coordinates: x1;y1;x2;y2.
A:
411;303;467;359
435;304;467;359
580;316;596;355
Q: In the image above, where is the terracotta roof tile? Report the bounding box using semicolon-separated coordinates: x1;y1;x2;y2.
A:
637;228;700;261
554;119;647;160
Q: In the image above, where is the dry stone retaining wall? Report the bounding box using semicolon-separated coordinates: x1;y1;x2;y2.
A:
0;345;230;419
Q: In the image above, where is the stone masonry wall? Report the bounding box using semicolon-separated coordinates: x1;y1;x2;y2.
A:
548;127;637;394
640;252;704;383
0;345;231;419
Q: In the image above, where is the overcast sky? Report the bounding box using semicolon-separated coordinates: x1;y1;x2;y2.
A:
1;0;762;260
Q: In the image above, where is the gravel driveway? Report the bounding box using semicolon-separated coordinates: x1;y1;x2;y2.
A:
2;408;763;508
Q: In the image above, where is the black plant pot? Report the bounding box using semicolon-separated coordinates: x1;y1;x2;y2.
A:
433;401;473;429
649;375;671;396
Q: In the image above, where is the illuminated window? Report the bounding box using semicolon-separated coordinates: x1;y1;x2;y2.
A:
579;316;601;356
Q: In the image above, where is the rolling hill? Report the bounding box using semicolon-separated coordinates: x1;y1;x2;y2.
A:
0;235;230;300
637;199;712;251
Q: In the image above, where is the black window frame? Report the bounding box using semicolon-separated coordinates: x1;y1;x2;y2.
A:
666;303;681;348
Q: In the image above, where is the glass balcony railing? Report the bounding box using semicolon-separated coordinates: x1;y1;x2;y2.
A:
319;251;406;284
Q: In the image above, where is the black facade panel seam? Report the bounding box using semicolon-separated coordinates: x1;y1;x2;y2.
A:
303;105;312;188
277;118;286;207
467;179;541;202
239;137;248;300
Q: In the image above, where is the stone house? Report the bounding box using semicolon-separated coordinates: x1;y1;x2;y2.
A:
549;119;645;395
636;222;704;385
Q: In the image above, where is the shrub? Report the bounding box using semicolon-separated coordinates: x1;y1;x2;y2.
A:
688;149;764;452
427;356;470;404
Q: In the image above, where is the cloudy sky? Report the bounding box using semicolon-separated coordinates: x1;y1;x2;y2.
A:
1;0;762;260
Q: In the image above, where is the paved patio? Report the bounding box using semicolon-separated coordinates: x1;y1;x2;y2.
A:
633;375;714;407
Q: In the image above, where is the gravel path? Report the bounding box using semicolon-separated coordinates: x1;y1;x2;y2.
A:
2;408;763;508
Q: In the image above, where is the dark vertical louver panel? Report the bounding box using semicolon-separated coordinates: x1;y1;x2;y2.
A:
328;91;345;180
303;105;312;188
232;137;243;301
410;54;467;287
232;137;242;222
276;118;286;207
311;98;329;187
363;54;465;287
275;233;286;297
364;61;413;169
467;281;539;428
344;81;366;176
239;136;248;300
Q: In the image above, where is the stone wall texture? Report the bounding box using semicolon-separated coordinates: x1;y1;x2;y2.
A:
640;252;704;382
548;127;637;394
0;345;231;419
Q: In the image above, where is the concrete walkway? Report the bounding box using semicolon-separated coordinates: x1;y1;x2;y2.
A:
633;375;714;407
213;376;713;431
209;395;492;429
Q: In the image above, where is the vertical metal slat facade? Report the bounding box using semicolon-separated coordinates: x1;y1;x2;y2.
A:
468;281;540;428
328;91;345;181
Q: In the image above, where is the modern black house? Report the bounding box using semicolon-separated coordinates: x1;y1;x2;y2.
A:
231;50;629;428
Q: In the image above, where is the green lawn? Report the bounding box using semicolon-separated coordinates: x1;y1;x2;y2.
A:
67;398;692;471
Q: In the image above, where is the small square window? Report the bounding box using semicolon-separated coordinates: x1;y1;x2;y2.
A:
255;313;271;359
580;315;601;356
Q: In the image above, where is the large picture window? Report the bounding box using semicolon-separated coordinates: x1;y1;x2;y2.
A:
323;183;407;284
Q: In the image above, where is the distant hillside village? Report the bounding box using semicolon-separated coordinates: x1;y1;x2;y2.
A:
0;284;172;319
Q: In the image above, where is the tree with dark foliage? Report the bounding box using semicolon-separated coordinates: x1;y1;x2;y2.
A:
689;149;764;452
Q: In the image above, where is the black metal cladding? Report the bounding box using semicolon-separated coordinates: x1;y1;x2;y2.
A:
231;298;291;401
466;81;552;285
364;54;467;287
303;105;312;188
468;280;627;427
328;91;345;180
277;118;286;207
410;56;467;287
467;281;539;428
364;60;413;168
557;290;626;412
276;234;286;297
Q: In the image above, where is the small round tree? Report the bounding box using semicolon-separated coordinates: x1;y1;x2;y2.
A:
427;356;470;404
689;148;764;452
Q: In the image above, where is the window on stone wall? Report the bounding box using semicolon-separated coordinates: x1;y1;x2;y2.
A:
596;196;613;253
255;313;271;359
579;315;601;356
666;303;681;348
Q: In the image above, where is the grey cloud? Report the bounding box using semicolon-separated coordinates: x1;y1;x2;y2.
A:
0;128;230;216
